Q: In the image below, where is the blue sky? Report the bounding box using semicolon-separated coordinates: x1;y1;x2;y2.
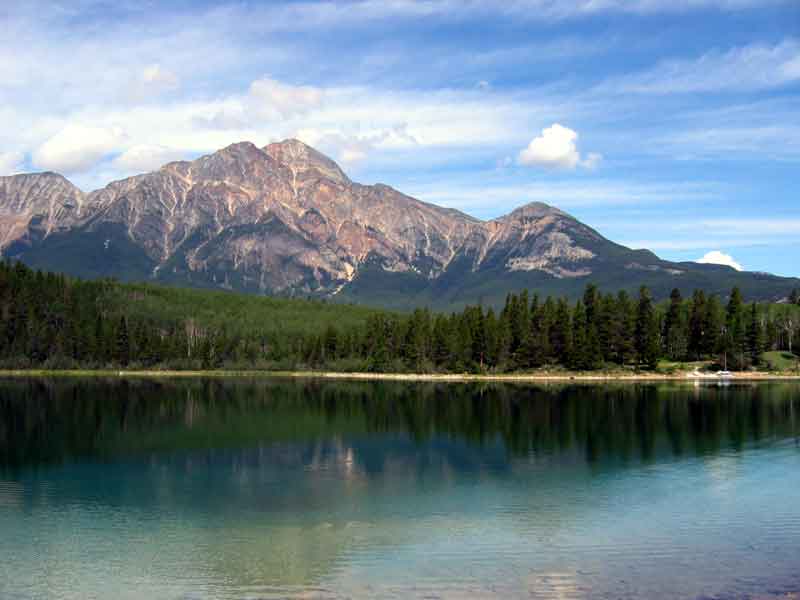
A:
1;0;798;275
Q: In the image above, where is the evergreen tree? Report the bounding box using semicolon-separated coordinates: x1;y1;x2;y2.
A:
635;286;660;370
611;290;635;365
746;302;764;367
726;287;747;369
524;295;552;368
597;294;615;363
322;324;340;362
551;298;572;365
663;288;688;361
688;290;707;360
703;296;724;358
483;308;500;369
431;314;453;368
583;284;599;330
115;316;130;366
570;301;588;370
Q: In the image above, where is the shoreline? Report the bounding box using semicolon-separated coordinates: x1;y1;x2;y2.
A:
0;369;799;382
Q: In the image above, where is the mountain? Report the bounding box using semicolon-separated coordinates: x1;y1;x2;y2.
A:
1;139;797;309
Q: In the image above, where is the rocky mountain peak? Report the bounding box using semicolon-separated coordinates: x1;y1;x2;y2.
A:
497;201;567;223
0;172;84;210
1;139;796;308
174;141;290;188
0;171;86;249
264;138;349;185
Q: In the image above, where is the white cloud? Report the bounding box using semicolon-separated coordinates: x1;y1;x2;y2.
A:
696;218;800;235
248;77;323;119
295;123;419;165
695;250;744;270
138;64;179;94
214;0;789;30
656;125;800;161
0;151;25;175
404;178;721;216
582;152;603;169
600;40;800;94
518;123;601;169
112;144;187;173
32;124;126;173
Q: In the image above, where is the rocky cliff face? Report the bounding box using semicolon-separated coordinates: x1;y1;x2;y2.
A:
1;139;797;308
0;173;86;248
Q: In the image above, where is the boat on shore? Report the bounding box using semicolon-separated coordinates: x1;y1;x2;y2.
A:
686;369;735;380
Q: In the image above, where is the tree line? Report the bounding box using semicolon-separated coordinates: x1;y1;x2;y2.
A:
0;261;798;372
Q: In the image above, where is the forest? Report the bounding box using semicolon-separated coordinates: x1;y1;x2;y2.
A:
0;260;798;373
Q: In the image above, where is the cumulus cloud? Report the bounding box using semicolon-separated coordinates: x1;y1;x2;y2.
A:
248;77;323;119
0;151;25;175
696;250;743;271
518;123;601;169
112;144;187;173
32;124;126;173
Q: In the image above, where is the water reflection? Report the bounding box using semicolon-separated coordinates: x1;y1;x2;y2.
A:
1;379;798;471
0;378;798;599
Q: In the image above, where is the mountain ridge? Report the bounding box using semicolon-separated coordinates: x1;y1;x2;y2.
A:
1;139;796;309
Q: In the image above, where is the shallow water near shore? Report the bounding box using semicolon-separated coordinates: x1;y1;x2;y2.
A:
1;378;799;599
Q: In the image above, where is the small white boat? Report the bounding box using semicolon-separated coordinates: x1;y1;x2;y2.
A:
686;369;734;380
686;369;717;379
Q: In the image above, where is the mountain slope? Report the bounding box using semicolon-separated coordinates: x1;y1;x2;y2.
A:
1;139;797;309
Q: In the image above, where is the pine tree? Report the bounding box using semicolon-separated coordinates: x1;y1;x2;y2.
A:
115;316;130;366
726;287;747;369
611;290;635;365
635;286;660;370
322;324;339;362
585;321;603;370
466;306;488;370
551;298;572;365
746;302;764;367
704;296;724;358
456;315;473;372
570;301;588;370
524;295;552;368
663;288;687;361
484;308;499;369
597;294;615;363
492;311;512;370
688;290;707;360
431;314;452;368
509;291;530;365
583;284;599;330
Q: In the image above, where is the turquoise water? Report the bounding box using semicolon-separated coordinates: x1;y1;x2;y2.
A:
0;379;798;599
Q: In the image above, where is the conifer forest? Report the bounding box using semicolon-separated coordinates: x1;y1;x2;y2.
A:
1;261;798;373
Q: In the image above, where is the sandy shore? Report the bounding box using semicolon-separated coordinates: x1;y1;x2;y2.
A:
0;369;798;382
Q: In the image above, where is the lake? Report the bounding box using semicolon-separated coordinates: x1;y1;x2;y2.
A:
0;378;798;599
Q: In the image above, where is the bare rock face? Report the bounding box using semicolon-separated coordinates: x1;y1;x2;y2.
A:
0;173;86;249
2;139;796;306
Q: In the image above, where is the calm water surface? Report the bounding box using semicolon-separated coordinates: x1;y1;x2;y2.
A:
0;378;798;599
